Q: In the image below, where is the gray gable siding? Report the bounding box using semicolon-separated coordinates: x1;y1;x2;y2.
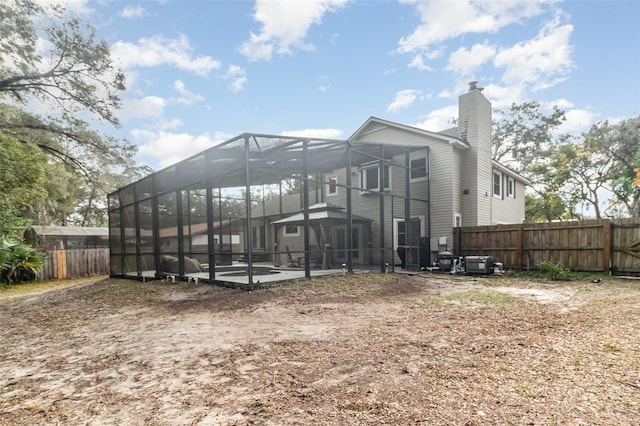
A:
491;177;526;224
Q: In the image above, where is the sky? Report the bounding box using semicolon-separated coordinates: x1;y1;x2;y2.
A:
51;0;640;170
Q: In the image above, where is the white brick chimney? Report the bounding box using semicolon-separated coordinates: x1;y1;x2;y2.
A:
459;81;492;226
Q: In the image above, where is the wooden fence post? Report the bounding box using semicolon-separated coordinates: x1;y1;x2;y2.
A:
55;249;67;279
602;220;611;274
516;223;523;271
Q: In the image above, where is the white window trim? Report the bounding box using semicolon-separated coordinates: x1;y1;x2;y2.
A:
409;156;429;182
493;171;502;198
454;212;462;228
284;225;300;237
359;163;391;194
326;175;338;197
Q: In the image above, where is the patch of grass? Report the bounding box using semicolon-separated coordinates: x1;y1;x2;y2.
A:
218;354;240;379
244;399;274;417
0;276;108;303
617;281;640;291
506;265;611;282
444;289;517;306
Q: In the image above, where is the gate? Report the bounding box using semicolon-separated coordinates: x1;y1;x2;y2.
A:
611;218;640;276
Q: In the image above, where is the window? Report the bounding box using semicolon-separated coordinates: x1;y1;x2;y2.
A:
326;175;338;196
507;177;515;198
454;213;462;227
284;225;299;236
493;171;502;197
360;164;390;192
410;157;428;181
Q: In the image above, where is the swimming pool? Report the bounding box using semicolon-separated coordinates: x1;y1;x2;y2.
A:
216;266;281;277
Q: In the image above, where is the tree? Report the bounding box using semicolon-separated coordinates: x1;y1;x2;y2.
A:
0;0;135;174
493;102;578;221
535;142;613;219
492;101;568;173
525;193;571;223
584;117;640;217
0;133;47;237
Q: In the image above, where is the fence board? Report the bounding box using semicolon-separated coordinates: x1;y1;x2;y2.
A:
37;248;109;281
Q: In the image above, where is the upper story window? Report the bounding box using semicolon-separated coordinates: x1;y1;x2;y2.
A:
360;163;391;193
326;175;338;196
507;177;515;198
410;157;428;181
493;171;502;198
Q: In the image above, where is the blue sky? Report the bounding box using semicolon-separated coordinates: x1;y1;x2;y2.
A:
56;0;640;170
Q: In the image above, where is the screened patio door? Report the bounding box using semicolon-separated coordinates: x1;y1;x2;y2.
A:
333;225;362;265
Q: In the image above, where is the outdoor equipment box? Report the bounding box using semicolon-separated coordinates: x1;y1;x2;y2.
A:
465;256;495;274
438;251;453;272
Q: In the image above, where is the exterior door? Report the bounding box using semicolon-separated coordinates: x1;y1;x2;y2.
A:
333;225;362;265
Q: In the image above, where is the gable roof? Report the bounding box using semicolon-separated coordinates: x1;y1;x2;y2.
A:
25;226;108;237
492;161;531;185
350;116;469;150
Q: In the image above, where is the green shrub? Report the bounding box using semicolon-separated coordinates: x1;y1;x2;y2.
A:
0;237;48;285
535;260;572;280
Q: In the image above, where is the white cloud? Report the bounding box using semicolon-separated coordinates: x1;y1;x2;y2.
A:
544;98;574;110
223;65;248;93
397;0;546;54
317;74;331;92
111;35;221;76
408;55;433;71
447;42;496;76
281;128;344;139
413;104;459;132
35;0;93;15
480;83;526;109
173;80;204;105
120;96;166;121
120;5;146;19
558;108;598;135
494;13;574;88
240;0;348;61
134;130;232;168
387;89;421;113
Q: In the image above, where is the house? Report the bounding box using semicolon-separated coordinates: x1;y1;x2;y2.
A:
107;82;527;283
263;82;527;268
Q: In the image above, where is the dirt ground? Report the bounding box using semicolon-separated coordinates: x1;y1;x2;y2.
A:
1;273;639;425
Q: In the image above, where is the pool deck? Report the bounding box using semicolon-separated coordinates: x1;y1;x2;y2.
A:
136;262;361;287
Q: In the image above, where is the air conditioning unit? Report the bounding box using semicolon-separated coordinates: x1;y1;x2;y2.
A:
464;256;495;275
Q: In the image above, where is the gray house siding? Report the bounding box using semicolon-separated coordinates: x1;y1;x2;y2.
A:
491;177;526;224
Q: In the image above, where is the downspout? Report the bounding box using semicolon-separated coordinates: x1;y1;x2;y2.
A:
427;147;432;264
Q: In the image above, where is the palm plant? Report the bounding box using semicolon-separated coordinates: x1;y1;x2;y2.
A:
0;237;48;284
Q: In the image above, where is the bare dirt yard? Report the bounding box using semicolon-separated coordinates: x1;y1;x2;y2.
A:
1;273;639;425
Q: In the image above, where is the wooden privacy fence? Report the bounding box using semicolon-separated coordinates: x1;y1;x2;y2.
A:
453;218;640;275
37;248;110;280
